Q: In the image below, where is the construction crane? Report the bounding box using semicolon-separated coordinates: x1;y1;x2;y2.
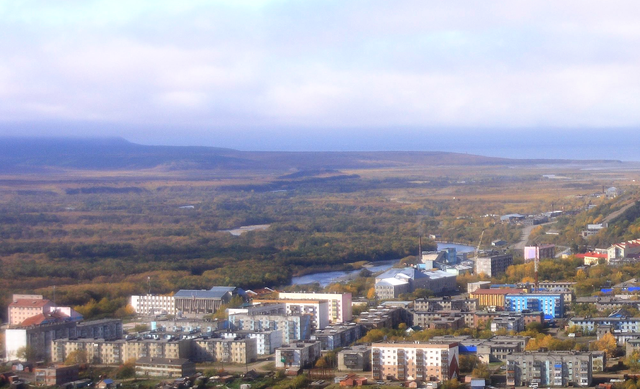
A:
475;230;485;259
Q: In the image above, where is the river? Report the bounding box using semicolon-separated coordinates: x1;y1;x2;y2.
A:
290;242;475;287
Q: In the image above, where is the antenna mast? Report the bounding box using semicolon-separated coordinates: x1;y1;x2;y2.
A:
475;230;485;260
534;248;539;292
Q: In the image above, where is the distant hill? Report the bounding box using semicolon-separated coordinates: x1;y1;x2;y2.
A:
0;137;622;172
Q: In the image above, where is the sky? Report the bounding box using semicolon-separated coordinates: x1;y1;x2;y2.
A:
1;1;640;156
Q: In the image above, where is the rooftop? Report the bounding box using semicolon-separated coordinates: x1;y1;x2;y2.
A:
471;288;524;295
174;287;236;299
9;299;52;308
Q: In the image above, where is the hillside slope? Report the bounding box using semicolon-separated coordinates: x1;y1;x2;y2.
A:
0;137;622;172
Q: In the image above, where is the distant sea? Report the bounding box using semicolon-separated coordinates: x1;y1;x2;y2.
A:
164;128;640;162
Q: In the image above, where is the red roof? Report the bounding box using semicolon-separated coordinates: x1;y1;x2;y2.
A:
9;299;51;308
471;288;524;295
575;252;608;259
19;311;67;327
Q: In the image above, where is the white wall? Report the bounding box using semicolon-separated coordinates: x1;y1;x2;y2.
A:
5;329;27;361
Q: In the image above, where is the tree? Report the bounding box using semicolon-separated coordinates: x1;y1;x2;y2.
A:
133;324;149;333
315;357;328;369
115;360;136;379
591;332;617;357
64;349;88;365
471;363;490;380
627;351;640;372
16;346;37;361
525;321;543;333
366;287;377;300
459;355;480;373
441;378;465;389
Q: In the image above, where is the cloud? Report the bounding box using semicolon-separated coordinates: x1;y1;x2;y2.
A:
0;0;640;145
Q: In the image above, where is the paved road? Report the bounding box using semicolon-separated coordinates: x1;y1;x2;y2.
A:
512;221;557;250
603;201;635;224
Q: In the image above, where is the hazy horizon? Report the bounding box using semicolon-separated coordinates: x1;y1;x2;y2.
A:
2;1;640;161
1;128;638;162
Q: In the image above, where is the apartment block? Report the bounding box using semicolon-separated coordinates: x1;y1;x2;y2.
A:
338;345;371;372
275;341;322;369
371;342;459;383
505;293;564;319
475;254;513;277
470;288;524;308
220;330;282;355
358;306;409;330
310;323;364;350
6;319;123;362
524;245;556;262
252;299;329;330
413;297;478;312
279;292;352;323
412;310;474;328
568;316;640;333
506;351;592;387
53;337;191;365
192;337;257;364
8;295;54;326
228;313;312;344
491;315;524;333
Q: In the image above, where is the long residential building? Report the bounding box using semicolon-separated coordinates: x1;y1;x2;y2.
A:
219;330;281;355
568;316;640;333
311;323;364;350
474;311;544;328
228;313;312;344
251;299;329;330
278;292;352;323
413;297;478;312
192;337;257;364
505;293;564;319
130;295;176;316
6;319;123;361
412;310;474;328
506;351;593;387
53;337;191;364
53;336;257;365
371;341;459;383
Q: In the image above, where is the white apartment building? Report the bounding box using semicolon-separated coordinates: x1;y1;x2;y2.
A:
253;299;330;330
371;342;459;383
130;295;176;316
220;330;283;355
278;292;352;323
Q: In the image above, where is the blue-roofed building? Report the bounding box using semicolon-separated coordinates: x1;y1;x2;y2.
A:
505;293;564;319
175;286;243;315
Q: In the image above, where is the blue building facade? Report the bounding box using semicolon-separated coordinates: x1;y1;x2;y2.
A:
505;294;563;319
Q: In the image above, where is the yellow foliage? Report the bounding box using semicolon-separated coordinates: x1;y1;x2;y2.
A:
591;332;617;357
